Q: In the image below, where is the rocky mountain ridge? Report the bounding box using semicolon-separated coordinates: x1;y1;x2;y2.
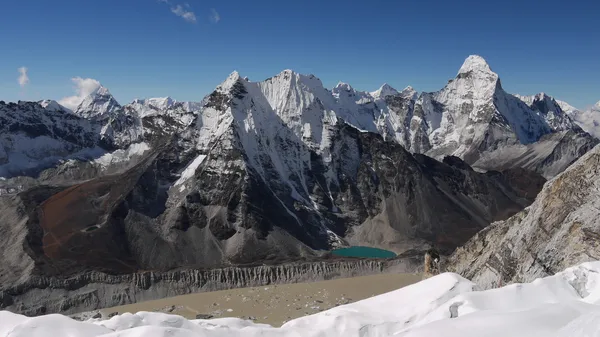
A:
447;143;600;288
1;55;596;180
0;55;595;315
518;94;600;139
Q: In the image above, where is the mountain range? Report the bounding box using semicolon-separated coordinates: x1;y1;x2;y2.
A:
0;55;598;314
1;55;597;181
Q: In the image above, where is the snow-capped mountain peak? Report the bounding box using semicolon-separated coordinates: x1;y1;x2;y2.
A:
74;84;121;118
127;96;186;118
38;99;69;112
94;85;111;96
514;94;535;105
532;92;557;108
145;97;175;110
334;81;353;91
216;71;242;93
332;81;373;106
371;83;399;99
400;85;418;99
457;55;495;76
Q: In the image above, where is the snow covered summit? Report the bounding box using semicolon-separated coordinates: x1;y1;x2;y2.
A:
74;85;122;118
370;83;399;99
38;99;70;112
457;54;495;76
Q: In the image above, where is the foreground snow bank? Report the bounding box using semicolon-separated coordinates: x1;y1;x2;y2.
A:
2;262;600;337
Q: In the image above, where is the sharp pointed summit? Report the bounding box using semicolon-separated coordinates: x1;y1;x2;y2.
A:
216;71;243;93
371;83;399;99
94;85;111;96
400;86;417;99
74;84;121;118
457;55;495;76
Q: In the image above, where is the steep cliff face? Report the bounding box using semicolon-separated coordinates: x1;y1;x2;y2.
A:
447;144;600;289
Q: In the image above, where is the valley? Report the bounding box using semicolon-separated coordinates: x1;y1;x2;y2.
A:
0;55;598;326
90;272;422;327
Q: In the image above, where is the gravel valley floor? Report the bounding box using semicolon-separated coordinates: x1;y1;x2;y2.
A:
95;273;422;326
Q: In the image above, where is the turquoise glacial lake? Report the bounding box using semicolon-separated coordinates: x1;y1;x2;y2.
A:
331;246;396;258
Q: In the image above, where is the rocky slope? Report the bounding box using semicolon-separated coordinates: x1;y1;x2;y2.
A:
0;109;543;278
447;144;600;289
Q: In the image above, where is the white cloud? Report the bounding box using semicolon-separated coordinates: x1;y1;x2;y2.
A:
171;4;196;23
58;77;101;110
571;109;600;138
158;0;198;23
209;8;220;23
17;67;29;88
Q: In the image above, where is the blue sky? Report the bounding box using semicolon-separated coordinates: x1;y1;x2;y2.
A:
1;0;599;109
